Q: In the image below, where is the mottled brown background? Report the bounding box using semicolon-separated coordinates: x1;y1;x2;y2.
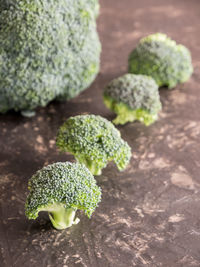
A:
1;0;200;266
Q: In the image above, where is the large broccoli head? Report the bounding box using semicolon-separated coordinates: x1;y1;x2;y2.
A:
104;74;162;126
56;115;132;176
25;162;101;230
128;33;193;89
0;0;101;116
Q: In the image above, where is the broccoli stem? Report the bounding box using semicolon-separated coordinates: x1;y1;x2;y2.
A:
87;162;102;176
47;205;80;230
75;156;103;176
113;110;157;126
104;94;157;126
21;110;36;118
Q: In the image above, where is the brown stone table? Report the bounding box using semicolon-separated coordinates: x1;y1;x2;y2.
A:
1;0;200;266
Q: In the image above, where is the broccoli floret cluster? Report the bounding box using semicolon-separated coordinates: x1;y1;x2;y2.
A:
56;115;131;175
25;162;101;230
0;0;101;115
129;33;193;89
104;74;162;126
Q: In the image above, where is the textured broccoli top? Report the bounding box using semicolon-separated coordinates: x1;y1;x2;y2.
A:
129;33;193;89
0;0;101;114
103;74;162;126
25;162;101;221
56;115;132;175
104;74;161;114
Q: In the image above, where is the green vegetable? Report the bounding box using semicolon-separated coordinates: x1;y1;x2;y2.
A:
129;33;193;89
56;115;132;175
0;0;101;115
104;74;162;126
25;162;101;230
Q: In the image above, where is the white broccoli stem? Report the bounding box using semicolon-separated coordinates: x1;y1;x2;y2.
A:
21;110;36;117
48;206;79;230
75;156;103;176
88;162;102;176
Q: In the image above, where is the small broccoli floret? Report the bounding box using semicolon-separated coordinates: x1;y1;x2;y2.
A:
129;33;193;89
25;162;101;230
103;74;162;126
56;115;131;175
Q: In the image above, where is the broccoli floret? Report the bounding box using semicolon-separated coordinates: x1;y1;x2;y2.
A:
129;33;193;89
0;0;101;115
104;74;162;126
56;115;131;175
25;162;101;230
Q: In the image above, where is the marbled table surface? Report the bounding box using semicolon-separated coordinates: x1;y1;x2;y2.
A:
1;0;200;266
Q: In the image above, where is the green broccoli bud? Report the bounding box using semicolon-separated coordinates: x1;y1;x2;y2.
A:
56;115;132;175
129;33;193;89
103;74;162;126
25;162;101;230
0;0;101;114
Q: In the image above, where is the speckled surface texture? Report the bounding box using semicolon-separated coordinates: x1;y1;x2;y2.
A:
0;0;200;266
